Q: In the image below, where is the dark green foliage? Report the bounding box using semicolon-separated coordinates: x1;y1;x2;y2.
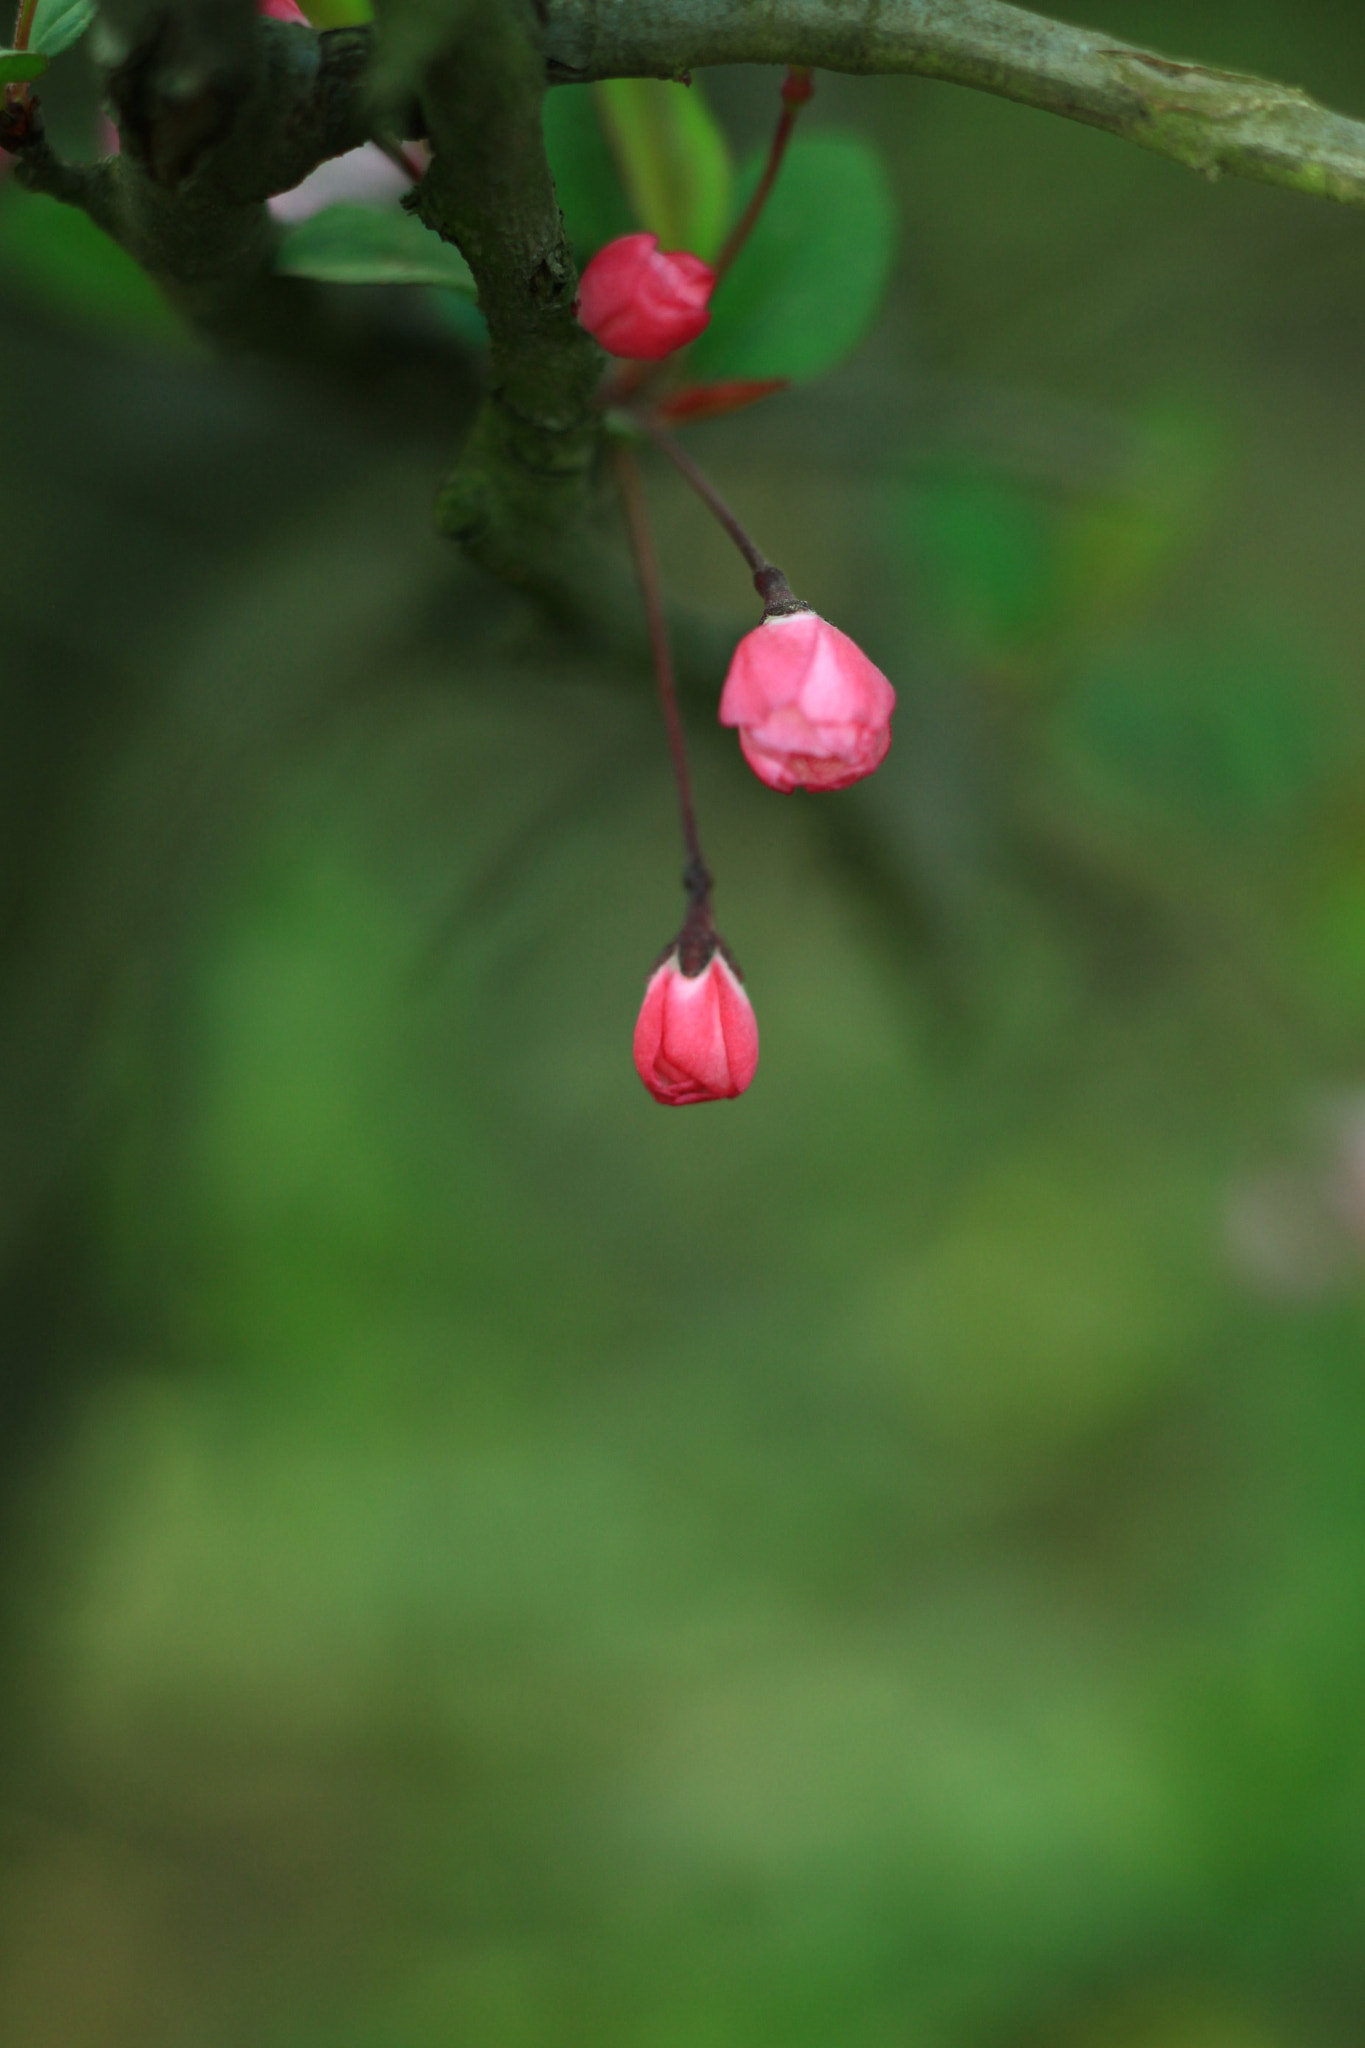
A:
275;201;477;290
0;48;47;79
0;188;187;339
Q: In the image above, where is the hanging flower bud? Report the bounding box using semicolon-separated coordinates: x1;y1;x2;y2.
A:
576;233;716;361
258;0;310;18
719;607;896;793
633;945;759;1106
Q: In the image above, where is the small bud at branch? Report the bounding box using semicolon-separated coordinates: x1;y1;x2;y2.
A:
576;232;715;361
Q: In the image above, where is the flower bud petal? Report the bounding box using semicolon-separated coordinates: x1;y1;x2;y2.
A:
719;610;896;793
633;950;759;1105
576;232;716;361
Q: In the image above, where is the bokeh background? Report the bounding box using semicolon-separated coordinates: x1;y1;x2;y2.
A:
6;3;1365;2042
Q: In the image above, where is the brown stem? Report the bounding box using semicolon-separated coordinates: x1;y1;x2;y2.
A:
712;66;812;283
611;440;710;893
11;0;36;51
644;420;803;614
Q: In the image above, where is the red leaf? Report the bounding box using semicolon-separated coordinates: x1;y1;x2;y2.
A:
654;379;790;426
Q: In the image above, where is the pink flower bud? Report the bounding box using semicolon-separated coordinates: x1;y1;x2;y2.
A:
633;947;759;1106
575;232;716;361
258;0;310;19
719;609;896;793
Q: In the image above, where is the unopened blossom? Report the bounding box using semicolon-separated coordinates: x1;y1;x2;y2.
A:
258;0;309;19
576;232;715;360
719;608;896;793
633;947;759;1106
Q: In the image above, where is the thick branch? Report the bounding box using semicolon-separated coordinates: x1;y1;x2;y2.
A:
412;0;602;584
15;0;1357;448
19;0;1365;621
111;20;381;200
7;21;399;350
543;0;1365;212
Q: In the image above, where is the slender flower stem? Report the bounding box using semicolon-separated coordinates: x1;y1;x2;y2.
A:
644;420;801;614
712;66;813;284
611;439;710;899
646;422;766;575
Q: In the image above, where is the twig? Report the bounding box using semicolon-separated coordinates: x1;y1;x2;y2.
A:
713;66;811;283
644;420;800;613
543;0;1365;215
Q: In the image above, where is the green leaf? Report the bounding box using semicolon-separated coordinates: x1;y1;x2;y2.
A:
274;204;476;293
905;467;1066;668
27;0;94;58
592;78;731;261
0;47;48;80
301;0;371;22
902;410;1223;675
543;84;634;261
0;185;187;344
429;288;488;353
1059;631;1337;831
688;132;895;385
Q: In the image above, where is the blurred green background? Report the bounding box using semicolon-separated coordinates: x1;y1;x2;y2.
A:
7;4;1365;2043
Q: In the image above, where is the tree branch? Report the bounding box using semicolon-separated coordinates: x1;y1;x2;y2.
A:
5;20;409;352
411;0;602;586
16;0;1365;618
543;0;1365;212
